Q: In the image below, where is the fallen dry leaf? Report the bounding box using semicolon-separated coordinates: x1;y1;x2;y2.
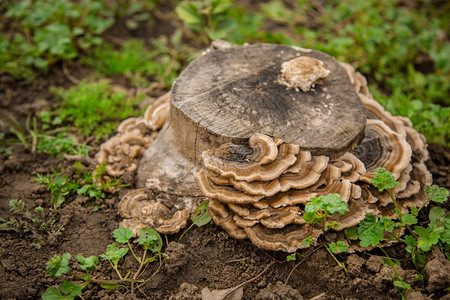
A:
201;286;244;300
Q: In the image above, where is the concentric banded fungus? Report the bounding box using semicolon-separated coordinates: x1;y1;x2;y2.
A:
95;93;170;179
96;43;432;252
353;119;412;182
118;188;190;236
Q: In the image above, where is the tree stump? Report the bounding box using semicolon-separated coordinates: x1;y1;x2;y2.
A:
137;44;366;196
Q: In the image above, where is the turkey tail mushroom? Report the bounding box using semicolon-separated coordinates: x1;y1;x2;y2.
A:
94;44;434;253
118;189;190;236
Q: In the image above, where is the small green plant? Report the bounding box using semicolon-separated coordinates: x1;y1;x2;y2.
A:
83;32;198;88
351;168;449;264
179;201;211;240
380;250;412;296
290;194;351;273
34;173;79;209
176;0;237;43
345;167;449;294
325;241;349;275
286;253;297;261
109;0;157;30
1;0;114;80
0;200;63;249
0;133;12;154
51;79;141;140
0;113;89;157
303;193;349;231
43;226;166;298
34;164;124;210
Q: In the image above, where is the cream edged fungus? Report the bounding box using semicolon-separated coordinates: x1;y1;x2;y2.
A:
94;43;432;253
95;93;171;180
279;56;331;92
118;188;190;236
194;62;431;252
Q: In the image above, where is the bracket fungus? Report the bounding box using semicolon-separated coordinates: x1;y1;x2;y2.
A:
97;43;432;251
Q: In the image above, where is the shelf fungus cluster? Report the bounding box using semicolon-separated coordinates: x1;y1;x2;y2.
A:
194;62;431;252
95;92;170;179
96;43;432;251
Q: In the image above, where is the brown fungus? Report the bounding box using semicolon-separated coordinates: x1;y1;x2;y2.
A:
244;224;322;252
95;93;169;179
95;43;433;252
279;56;330;92
352;119;412;182
202;142;299;182
144;92;170;131
118;189;190;236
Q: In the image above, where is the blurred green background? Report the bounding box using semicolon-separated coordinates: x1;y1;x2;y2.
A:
1;0;448;145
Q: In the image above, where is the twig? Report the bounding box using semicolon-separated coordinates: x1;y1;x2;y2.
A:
323;243;348;275
308;292;327;300
220;260;276;299
62;61;81;85
103;35;126;46
285;246;322;284
259;249;286;264
224;257;249;264
63;154;96;166
240;260;275;286
5;88;12;106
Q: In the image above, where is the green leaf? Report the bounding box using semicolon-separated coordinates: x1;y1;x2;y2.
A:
41;287;65;300
329;241;349;253
137;227;163;253
321;194;349;215
191;201;211;227
369;168;399;192
393;279;411;290
404;235;417;247
429;207;445;227
426;185;449;203
59;281;82;296
113;226;133;243
305;194;348;215
414;226;440;252
379;217;395;232
326;220;341;230
401;214;418;225
302;211;317;224
344;227;359;240
100;282;119;290
209;17;237;39
301;235;313;246
100;243;128;264
211;0;231;14
76;254;98;271
305;197;322;213
144;256;157;264
286;253;297;261
358;214;385;247
175;2;205;25
46;253;71;278
53;174;67;186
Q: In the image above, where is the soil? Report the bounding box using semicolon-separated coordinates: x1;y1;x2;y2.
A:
1;9;449;300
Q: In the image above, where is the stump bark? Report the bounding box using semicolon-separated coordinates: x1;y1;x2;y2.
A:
137;44;367;196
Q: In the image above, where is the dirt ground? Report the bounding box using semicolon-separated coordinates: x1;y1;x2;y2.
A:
1;17;450;300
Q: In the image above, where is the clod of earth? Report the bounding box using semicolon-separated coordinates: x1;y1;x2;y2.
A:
96;43;431;251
